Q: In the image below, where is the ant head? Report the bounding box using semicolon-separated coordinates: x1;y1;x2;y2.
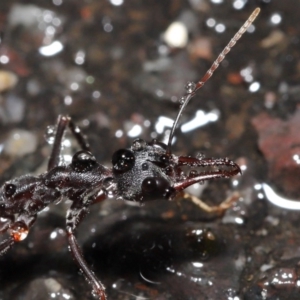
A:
109;138;176;203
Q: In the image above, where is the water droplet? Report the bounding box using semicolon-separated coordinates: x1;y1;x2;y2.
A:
185;81;196;93
9;221;28;241
189;170;198;177
131;138;147;151
179;96;186;105
196;152;205;160
45;125;56;144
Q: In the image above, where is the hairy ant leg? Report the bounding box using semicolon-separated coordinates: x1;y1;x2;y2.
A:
66;190;107;300
0;213;14;254
68;118;91;152
49;115;107;299
67;231;106;300
0;215;16;254
48;115;69;170
0;236;14;255
48;115;91;171
48;117;108;299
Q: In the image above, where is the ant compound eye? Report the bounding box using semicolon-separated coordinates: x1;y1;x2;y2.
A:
141;177;175;200
71;151;97;173
131;138;147;151
4;184;16;198
141;177;157;193
112;149;135;173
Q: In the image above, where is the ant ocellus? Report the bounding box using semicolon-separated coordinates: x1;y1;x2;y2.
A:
0;8;260;300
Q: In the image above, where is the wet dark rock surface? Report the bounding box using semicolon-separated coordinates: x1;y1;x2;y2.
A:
0;1;300;299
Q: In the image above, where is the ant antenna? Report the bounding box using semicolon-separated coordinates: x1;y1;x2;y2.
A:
166;8;261;156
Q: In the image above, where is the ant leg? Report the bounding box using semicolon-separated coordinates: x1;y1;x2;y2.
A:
89;190;106;206
66;195;107;300
67;229;106;300
0;236;15;255
68;118;91;152
48;115;91;171
181;192;240;216
48;115;70;171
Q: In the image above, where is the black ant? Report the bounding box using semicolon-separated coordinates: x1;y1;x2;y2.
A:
0;8;260;300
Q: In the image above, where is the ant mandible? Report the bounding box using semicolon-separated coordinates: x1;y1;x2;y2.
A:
0;8;260;300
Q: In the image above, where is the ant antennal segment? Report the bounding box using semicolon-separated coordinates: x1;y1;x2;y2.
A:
166;8;261;156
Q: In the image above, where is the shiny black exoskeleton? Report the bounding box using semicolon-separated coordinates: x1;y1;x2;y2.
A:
112;139;176;202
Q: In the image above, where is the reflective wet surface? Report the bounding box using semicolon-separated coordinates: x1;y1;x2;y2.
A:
0;0;300;299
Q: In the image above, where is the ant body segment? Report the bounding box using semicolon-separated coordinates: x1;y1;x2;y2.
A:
0;8;260;300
